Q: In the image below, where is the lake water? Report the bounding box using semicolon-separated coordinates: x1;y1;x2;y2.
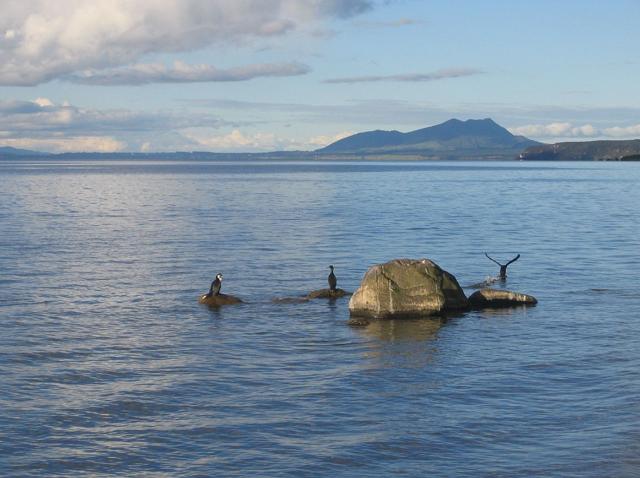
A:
1;159;640;477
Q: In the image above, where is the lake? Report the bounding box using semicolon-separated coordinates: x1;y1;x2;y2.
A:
1;159;640;477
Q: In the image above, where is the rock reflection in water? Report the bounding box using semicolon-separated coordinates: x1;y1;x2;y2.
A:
475;306;533;318
356;317;446;368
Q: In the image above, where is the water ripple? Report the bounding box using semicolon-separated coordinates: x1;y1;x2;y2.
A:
1;160;640;477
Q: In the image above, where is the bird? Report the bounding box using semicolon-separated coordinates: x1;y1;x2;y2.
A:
198;272;242;306
328;265;337;291
205;273;223;298
484;253;520;279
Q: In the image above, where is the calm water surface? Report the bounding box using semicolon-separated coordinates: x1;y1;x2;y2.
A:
1;159;640;477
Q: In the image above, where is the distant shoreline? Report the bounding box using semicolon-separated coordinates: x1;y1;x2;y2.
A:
2;152;640;162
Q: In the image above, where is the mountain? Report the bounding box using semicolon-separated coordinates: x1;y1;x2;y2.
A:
520;140;640;161
316;118;540;159
0;146;48;157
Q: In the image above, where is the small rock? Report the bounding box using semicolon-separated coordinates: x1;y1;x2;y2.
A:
307;288;350;299
468;289;537;309
198;293;243;307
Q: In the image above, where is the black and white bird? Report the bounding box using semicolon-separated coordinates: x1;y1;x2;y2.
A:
328;265;337;291
206;273;223;297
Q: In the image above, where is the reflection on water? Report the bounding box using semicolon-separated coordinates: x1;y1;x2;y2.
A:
474;306;535;318
359;317;445;342
358;317;445;368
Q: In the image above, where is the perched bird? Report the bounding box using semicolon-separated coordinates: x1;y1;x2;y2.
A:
328;265;337;291
205;273;223;298
198;272;242;306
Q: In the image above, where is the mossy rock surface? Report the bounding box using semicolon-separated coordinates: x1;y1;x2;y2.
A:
307;288;350;299
348;258;468;319
198;293;243;307
468;289;537;309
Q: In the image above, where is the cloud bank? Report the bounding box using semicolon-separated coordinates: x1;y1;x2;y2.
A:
68;61;311;85
0;0;372;85
324;68;482;84
0;98;231;152
0;97;353;152
509;122;640;140
4;98;640;153
510;123;597;139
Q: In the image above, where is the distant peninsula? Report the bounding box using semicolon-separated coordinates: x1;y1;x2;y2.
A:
520;140;640;161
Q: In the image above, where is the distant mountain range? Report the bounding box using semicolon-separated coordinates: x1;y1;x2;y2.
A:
520;140;640;161
3;119;640;161
0;118;539;161
316;118;540;160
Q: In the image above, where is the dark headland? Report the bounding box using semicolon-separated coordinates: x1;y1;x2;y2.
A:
520;139;640;161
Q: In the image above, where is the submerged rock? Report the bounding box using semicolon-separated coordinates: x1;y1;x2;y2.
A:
198;293;243;307
348;258;468;319
271;289;350;304
307;288;350;299
272;296;310;304
347;317;370;327
468;289;537;308
467;276;500;289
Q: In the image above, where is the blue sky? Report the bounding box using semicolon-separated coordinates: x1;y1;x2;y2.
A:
1;0;639;153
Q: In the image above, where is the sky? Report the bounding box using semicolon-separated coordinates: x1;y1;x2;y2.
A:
1;0;639;153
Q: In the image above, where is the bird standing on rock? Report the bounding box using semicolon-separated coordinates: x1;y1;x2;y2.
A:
199;273;242;306
205;273;223;297
328;265;337;291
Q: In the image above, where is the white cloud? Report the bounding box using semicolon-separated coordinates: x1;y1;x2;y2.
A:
324;67;482;84
307;131;353;147
510;122;572;137
33;97;54;107
571;124;597;137
182;129;283;152
181;128;356;152
510;122;640;140
603;124;640;138
0;0;372;85
68;60;310;85
509;122;599;139
4;136;125;153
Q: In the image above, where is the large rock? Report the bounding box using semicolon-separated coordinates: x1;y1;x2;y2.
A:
468;289;537;308
348;258;468;319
